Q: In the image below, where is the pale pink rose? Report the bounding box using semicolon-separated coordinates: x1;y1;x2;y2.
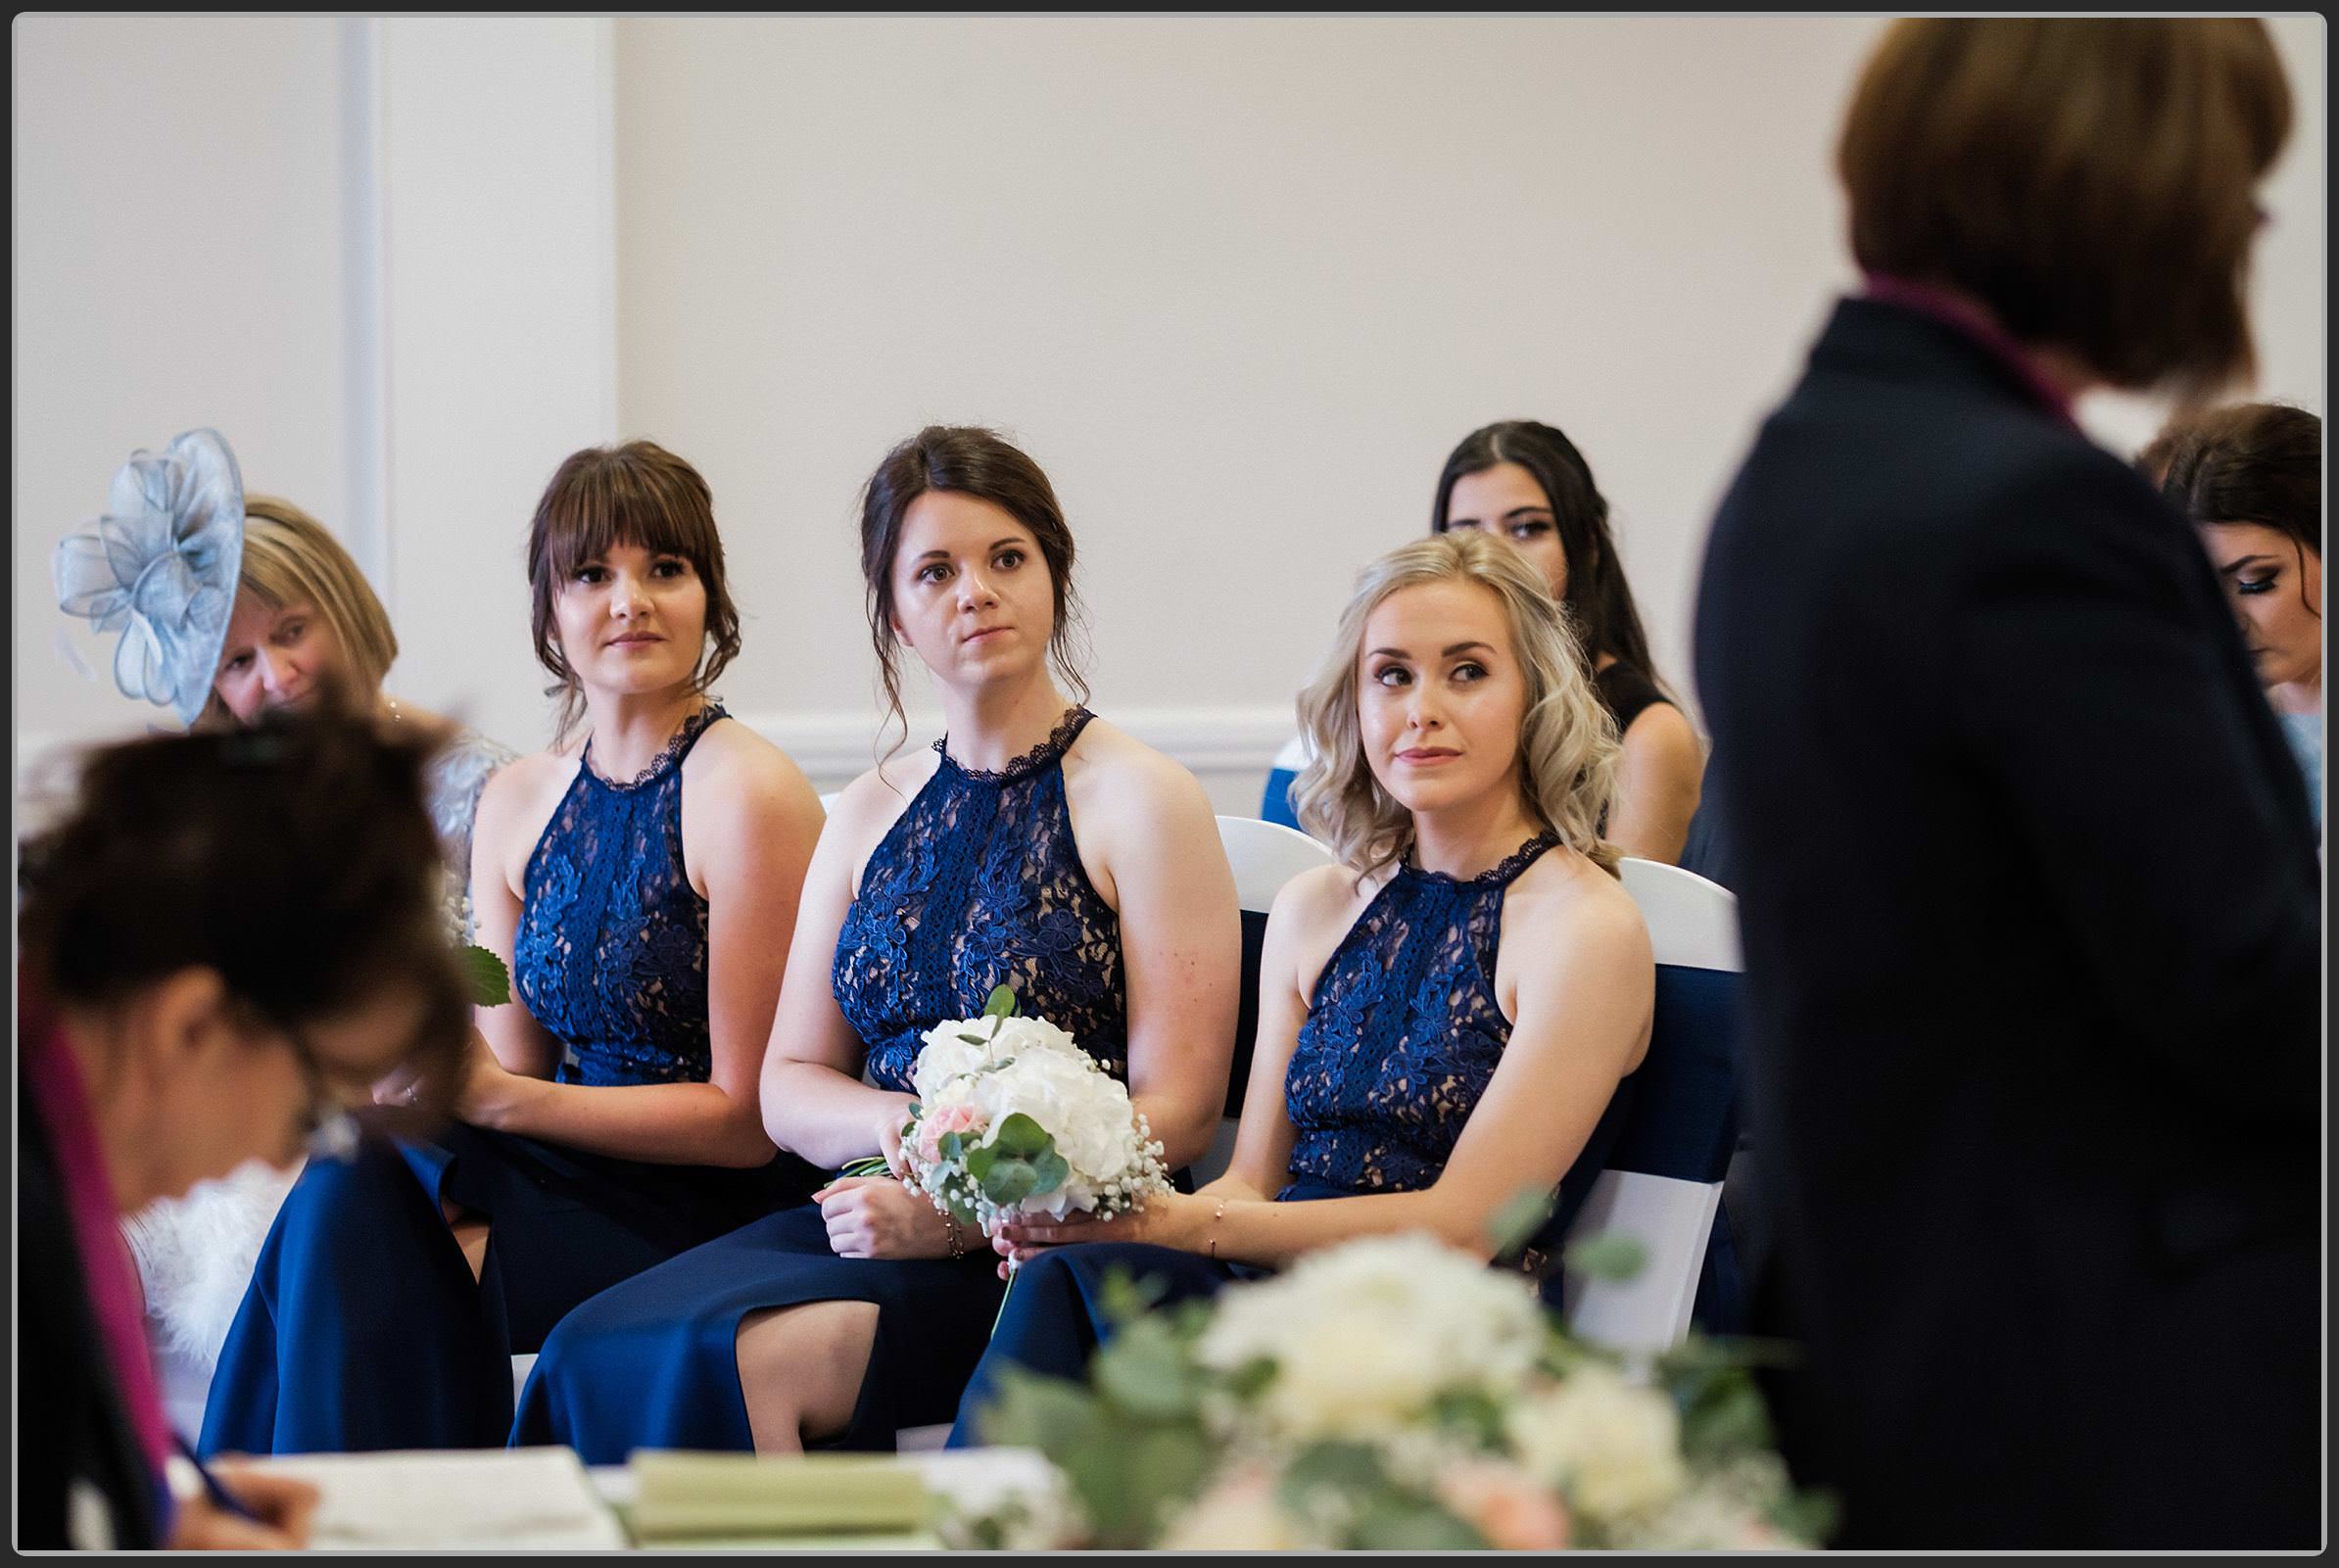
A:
1436;1460;1571;1550
917;1102;988;1168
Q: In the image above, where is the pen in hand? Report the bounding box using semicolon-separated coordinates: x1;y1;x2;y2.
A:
174;1433;263;1523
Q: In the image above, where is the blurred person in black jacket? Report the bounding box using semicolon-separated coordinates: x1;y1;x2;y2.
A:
1693;19;2316;1549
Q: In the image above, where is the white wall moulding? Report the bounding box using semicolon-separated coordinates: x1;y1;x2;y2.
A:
733;702;1296;781
16;704;1299;824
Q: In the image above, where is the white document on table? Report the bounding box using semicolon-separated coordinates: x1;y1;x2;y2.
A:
242;1446;628;1550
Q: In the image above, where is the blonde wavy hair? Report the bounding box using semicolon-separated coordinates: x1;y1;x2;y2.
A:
197;497;400;729
1291;531;1622;883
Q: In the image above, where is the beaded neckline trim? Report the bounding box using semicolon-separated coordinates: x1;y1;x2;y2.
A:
1402;829;1562;887
934;706;1095;784
581;702;723;790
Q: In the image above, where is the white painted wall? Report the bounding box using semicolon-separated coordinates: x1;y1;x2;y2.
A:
15;15;2325;819
374;17;618;753
14;15;355;777
611;13;2325;810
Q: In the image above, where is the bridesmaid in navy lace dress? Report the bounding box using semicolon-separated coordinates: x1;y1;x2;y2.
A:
952;529;1655;1444
514;426;1240;1459
201;442;826;1453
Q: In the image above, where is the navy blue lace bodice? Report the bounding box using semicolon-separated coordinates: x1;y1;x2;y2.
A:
515;704;726;1088
1283;832;1562;1195
835;708;1127;1090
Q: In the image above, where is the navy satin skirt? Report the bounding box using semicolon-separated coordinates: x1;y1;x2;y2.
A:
199;1115;814;1456
513;1202;1007;1462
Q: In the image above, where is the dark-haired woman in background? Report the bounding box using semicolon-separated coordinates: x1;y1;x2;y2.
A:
514;424;1239;1460
1432;421;1703;864
2151;402;2322;834
21;711;469;1546
202;441;827;1454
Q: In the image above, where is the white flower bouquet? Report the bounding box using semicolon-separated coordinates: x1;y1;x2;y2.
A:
894;984;1170;1238
951;1228;1832;1551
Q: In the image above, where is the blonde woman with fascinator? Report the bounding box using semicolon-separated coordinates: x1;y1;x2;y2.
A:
113;497;519;1431
950;529;1654;1444
53;433;521;1436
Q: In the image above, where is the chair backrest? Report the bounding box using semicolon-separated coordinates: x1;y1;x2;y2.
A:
1259;733;1313;832
1190;815;1336;1186
1563;858;1743;1355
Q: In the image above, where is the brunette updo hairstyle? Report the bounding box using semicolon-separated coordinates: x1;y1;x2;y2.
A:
526;441;741;744
18;707;470;1114
855;426;1090;760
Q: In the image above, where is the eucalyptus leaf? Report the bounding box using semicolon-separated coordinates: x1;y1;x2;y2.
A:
1485;1184;1556;1262
987;1113;1054;1159
1347;1497;1487;1551
982;983;1019;1019
1093;1316;1199;1420
1770;1485;1839;1546
978;1366;1102;1456
1277;1440;1390;1506
1564;1230;1648;1284
1427;1386;1510;1450
1093;1266;1170;1330
977;1157;1043;1209
459;943;511;1008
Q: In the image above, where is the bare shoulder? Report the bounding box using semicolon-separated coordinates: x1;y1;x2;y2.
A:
1269;859;1384;995
1504;846;1651;967
1270;860;1372;935
476;748;573;828
1619;701;1702;764
1062;716;1213;823
684;715;822;818
473;748;578;882
822;746;942;852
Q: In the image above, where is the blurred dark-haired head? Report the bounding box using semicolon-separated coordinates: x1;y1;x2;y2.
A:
19;705;471;1179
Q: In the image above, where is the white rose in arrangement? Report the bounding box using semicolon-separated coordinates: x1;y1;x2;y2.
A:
1507;1360;1689;1524
1196;1233;1547;1441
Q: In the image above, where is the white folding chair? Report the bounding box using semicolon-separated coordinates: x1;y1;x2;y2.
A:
1561;858;1742;1357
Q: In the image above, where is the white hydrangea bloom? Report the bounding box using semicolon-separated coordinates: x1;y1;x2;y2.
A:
1195;1233;1548;1441
904;1008;1168;1228
1506;1360;1689;1523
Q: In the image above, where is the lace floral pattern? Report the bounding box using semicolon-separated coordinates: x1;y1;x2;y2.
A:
1282;832;1560;1195
835;708;1128;1090
515;706;725;1087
